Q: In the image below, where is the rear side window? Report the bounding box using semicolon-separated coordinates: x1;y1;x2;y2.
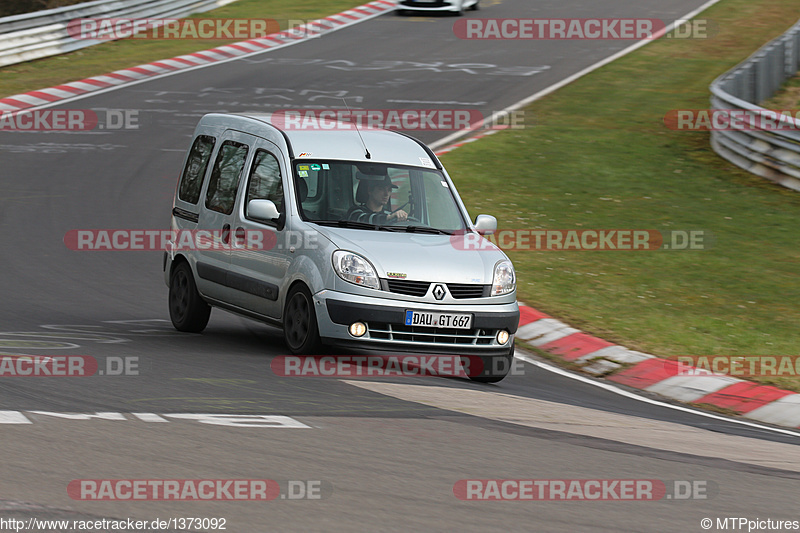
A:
246;150;284;219
205;141;249;215
178;135;215;204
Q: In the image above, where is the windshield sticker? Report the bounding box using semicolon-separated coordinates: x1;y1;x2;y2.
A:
298;170;308;177
419;157;435;168
298;165;309;170
322;164;330;170
310;164;321;171
441;181;449;187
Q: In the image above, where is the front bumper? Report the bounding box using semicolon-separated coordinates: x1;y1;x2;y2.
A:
313;289;519;356
399;0;461;12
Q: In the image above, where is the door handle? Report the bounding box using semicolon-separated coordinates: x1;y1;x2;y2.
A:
234;226;246;247
221;223;230;244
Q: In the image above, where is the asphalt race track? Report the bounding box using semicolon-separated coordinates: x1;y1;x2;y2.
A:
1;0;798;531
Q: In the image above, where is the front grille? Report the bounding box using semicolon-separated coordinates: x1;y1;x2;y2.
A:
383;280;489;299
385;279;430;297
366;322;496;346
447;283;488;299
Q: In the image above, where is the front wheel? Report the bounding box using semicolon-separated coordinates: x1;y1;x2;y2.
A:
283;285;322;354
169;261;211;333
468;344;514;383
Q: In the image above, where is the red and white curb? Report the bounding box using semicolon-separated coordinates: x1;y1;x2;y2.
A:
433;127;507;156
0;0;396;113
515;303;800;429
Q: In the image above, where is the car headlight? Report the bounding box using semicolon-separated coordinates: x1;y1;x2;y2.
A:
333;250;380;289
491;260;516;296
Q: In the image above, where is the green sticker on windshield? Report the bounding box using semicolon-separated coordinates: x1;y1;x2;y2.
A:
298;170;308;177
310;164;321;171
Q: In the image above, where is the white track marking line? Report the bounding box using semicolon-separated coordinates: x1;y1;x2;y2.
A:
430;0;725;150
515;351;800;439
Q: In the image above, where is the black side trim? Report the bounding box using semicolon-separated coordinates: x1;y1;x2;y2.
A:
196;262;279;301
204;297;283;328
227;271;279;301
172;206;199;223
278;130;295;159
196;262;227;286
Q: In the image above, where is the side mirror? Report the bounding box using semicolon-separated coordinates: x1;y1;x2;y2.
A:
248;199;280;222
474;214;497;235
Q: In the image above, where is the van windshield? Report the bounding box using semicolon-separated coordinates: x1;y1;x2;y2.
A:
293;161;467;234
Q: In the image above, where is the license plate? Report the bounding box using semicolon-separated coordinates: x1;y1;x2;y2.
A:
404;310;472;329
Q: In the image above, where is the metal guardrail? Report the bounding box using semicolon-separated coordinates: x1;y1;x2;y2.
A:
0;0;238;68
710;20;800;191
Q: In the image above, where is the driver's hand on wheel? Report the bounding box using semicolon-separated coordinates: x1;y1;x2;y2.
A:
388;209;408;222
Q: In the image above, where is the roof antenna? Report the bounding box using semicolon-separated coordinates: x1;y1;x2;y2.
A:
342;97;370;159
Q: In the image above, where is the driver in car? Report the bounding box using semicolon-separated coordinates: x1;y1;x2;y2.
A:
348;176;408;224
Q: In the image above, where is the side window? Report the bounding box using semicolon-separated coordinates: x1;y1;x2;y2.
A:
245;150;284;219
178;135;215;204
205;140;248;215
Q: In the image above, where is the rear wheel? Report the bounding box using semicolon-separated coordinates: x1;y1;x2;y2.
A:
283;285;321;354
469;344;514;383
169;261;211;333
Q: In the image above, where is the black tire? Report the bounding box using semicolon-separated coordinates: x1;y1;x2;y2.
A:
169;261;211;333
470;0;479;10
469;344;514;383
283;284;321;354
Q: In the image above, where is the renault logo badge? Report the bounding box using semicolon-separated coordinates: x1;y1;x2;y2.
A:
432;284;446;300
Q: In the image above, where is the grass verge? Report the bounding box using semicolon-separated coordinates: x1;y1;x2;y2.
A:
439;0;800;391
0;0;360;98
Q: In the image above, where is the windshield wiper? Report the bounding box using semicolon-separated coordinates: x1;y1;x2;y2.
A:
311;220;386;231
400;225;454;235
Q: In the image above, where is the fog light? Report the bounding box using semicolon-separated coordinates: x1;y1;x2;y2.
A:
496;330;510;345
349;322;367;337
